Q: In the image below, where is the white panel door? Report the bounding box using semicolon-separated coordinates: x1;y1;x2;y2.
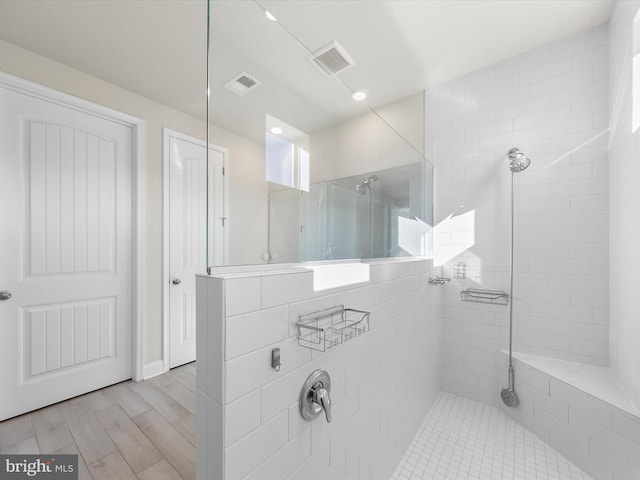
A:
168;133;224;368
0;85;133;420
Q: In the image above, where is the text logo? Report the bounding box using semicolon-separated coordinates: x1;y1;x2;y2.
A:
0;455;77;480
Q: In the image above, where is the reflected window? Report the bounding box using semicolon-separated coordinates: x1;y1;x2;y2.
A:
266;133;294;186
265;114;310;191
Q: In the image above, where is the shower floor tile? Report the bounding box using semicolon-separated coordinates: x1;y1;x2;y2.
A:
391;392;592;480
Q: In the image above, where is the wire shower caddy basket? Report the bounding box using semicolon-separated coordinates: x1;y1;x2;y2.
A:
296;305;370;352
460;288;510;306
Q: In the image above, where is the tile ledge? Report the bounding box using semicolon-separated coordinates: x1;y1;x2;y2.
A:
198;257;431;280
503;350;640;419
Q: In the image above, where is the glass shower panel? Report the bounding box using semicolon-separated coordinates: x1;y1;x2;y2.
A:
268;188;301;263
299;184;327;261
326;184;358;260
372;199;391;258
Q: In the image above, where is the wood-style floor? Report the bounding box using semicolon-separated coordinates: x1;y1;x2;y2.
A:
0;363;197;480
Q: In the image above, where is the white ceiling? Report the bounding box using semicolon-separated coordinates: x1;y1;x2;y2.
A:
262;0;614;104
0;0;614;143
0;0;207;119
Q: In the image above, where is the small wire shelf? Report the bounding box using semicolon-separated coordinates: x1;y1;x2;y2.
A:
460;288;510;306
297;305;370;352
453;262;466;279
429;276;451;286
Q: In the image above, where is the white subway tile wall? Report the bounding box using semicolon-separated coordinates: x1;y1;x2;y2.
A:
428;26;610;405
496;352;640;480
609;0;640;416
196;259;441;480
392;392;593;480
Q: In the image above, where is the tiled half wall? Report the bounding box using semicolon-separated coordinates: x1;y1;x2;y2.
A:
196;259;441;480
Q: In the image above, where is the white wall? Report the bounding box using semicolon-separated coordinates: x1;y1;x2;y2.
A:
196;259;441;480
310;93;426;184
609;0;640;411
374;91;425;157
209;125;269;266
427;27;610;404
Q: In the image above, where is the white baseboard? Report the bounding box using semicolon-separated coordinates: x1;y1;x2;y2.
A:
142;360;167;380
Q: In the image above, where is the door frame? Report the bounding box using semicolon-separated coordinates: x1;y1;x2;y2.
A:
162;128;229;373
0;70;146;382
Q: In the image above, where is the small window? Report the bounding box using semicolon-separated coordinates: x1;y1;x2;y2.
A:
265;114;310;191
265;132;295;187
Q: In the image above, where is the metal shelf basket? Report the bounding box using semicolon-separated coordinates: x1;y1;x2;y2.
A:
460;288;510;306
297;305;370;352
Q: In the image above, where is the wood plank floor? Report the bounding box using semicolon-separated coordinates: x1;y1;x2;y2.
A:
0;363;197;480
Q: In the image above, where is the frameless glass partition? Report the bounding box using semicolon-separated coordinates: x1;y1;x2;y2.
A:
207;0;433;266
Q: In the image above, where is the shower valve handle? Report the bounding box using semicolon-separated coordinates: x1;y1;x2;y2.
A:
313;386;332;423
300;369;332;423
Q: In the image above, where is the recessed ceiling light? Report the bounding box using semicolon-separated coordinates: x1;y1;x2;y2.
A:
270;126;283;135
265;10;277;22
352;90;368;101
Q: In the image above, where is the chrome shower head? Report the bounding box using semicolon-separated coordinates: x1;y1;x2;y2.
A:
356;174;378;194
508;148;531;173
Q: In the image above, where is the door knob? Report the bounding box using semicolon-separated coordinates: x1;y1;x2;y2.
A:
171;278;181;285
0;291;11;301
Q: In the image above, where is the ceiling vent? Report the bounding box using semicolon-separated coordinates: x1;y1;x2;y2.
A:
308;41;355;76
224;72;261;96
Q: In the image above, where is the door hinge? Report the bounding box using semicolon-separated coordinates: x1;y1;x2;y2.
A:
222;217;227;227
222;166;225;175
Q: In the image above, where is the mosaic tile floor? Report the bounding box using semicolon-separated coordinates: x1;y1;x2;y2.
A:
391;392;592;480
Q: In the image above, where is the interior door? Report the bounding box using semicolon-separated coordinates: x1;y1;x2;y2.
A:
0;84;133;421
168;132;224;368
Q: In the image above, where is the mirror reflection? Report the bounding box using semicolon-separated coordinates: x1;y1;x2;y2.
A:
270;162;432;263
208;0;433;266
